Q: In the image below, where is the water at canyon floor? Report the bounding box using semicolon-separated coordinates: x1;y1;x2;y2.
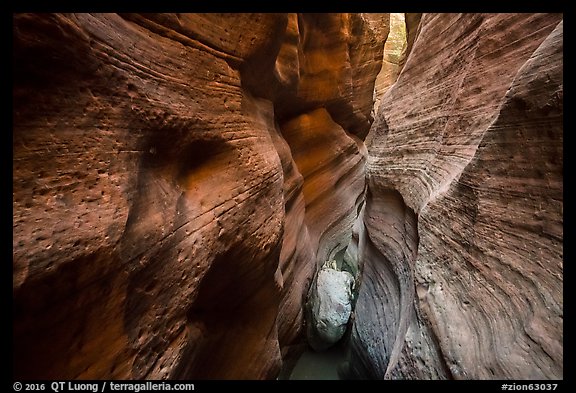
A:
288;342;348;380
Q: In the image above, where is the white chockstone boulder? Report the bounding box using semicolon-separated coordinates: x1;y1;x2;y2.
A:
308;266;355;351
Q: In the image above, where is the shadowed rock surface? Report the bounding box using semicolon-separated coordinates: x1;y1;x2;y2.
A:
13;13;562;380
352;13;563;380
13;12;384;380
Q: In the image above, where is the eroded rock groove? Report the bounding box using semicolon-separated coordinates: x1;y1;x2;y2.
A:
13;13;563;380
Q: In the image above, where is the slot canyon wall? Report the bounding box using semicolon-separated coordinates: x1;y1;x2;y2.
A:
351;13;563;379
13;13;386;379
13;12;563;380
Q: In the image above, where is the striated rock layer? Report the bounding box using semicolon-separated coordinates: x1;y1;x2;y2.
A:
14;12;563;381
372;13;421;114
13;13;384;379
353;13;563;379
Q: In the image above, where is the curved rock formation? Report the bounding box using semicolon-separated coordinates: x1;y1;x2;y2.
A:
13;13;384;379
13;12;288;380
13;12;563;381
353;13;563;379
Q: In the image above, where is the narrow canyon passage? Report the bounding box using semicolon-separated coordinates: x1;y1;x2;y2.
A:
282;339;348;380
13;13;563;380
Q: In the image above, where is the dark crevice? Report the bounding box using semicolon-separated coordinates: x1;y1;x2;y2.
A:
348;186;419;379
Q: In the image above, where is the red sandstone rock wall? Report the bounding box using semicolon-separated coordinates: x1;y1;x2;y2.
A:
353;13;563;379
14;12;562;381
13;13;384;379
